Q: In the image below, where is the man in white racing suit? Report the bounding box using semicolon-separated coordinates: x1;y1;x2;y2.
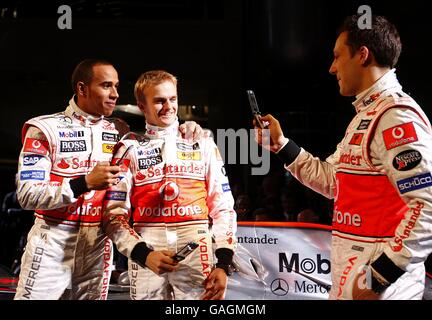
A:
15;61;202;300
103;70;237;300
254;15;432;299
15;59;123;299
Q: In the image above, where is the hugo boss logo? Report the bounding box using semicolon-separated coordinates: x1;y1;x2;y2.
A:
60;140;87;152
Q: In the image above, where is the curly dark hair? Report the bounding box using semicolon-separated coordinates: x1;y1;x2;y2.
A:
338;15;402;68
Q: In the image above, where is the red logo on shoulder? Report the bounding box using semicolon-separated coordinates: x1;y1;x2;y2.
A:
23;138;49;155
382;122;418;150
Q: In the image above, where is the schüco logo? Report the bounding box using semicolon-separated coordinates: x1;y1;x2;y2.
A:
279;253;331;274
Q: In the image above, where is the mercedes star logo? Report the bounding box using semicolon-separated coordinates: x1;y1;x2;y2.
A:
270;278;289;296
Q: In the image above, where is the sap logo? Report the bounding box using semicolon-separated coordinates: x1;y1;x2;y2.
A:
23;155;44;166
279;253;330;274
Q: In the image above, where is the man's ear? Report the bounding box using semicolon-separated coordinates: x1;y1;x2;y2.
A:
77;81;87;97
137;102;146;112
359;46;373;66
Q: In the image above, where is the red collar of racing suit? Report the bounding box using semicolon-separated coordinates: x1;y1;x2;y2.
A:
145;119;179;140
65;96;105;126
352;69;403;114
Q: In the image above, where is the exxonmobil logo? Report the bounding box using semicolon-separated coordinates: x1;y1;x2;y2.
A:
279;252;331;274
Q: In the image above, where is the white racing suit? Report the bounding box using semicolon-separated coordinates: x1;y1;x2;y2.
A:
103;121;237;300
277;70;432;299
15;97;123;300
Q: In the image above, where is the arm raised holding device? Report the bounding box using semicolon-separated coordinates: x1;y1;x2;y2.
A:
248;90;289;153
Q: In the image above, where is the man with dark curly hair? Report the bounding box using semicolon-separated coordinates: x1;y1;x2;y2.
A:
255;15;432;300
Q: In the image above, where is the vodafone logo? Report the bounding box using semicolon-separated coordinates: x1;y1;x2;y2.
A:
83;190;96;200
159;182;179;201
32;140;41;149
24;138;48;155
392;127;405;139
383;122;418;150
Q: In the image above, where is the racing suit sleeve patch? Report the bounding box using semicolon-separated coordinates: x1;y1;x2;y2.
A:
382;122;418;150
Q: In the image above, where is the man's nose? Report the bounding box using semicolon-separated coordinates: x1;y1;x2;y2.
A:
329;61;336;75
164;100;174;110
110;87;119;99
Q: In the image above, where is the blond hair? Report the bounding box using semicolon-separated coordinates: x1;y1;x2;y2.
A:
134;70;177;104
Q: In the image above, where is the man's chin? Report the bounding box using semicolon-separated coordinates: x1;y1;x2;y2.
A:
339;88;352;97
103;107;115;117
159;117;176;127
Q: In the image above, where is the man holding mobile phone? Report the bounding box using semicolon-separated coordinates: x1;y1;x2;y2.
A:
254;15;432;300
103;70;237;300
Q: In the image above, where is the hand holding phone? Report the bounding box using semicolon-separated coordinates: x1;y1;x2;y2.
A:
247;90;264;129
172;242;199;262
115;145;134;166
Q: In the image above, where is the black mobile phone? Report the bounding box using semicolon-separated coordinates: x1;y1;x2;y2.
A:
247;90;264;129
116;145;134;166
172;242;199;262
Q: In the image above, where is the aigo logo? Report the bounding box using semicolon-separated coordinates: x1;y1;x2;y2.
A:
159;182;179;201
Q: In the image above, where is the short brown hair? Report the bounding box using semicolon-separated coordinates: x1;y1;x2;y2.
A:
71;59;113;94
134;70;177;104
338;15;402;68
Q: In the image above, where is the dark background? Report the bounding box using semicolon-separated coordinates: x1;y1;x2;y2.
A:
1;0;431;197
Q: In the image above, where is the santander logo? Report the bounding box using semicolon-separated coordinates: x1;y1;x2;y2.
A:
136;171;146;181
57;159;70;169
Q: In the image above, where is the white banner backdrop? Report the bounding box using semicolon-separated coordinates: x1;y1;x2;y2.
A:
226;222;332;300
